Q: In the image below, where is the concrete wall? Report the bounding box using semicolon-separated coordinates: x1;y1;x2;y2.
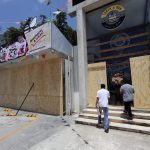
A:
130;55;150;108
0;58;64;115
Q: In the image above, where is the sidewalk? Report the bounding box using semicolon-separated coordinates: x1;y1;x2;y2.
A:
0;107;149;150
30;115;150;150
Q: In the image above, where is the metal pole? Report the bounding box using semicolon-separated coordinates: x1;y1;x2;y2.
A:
16;83;34;116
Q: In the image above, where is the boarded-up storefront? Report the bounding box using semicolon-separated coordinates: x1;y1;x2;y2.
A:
0;58;63;115
88;62;107;106
0;23;73;115
130;55;150;108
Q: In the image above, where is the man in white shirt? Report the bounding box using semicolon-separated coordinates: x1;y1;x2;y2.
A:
96;84;110;133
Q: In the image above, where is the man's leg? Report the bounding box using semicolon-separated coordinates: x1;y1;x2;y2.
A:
128;101;133;119
124;102;128;114
97;107;102;127
102;107;109;132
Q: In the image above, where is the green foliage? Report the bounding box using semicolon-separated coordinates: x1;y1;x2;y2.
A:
54;11;77;46
3;12;77;46
3;27;23;45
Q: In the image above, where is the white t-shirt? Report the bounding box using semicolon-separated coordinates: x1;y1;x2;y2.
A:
97;89;110;107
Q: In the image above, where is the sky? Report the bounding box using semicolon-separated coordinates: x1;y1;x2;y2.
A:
0;0;76;33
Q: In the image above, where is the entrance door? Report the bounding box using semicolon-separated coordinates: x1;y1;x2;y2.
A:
88;62;107;107
107;60;132;106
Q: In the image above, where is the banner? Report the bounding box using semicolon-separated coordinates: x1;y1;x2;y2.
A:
0;36;28;63
25;23;51;55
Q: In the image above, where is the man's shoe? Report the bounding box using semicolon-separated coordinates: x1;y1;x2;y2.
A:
104;128;109;133
97;124;101;129
128;117;133;120
123;110;128;114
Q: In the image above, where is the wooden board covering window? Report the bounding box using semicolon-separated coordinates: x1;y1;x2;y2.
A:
130;55;150;108
88;62;107;107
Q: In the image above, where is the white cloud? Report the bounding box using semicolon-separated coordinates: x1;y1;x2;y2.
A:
38;0;45;4
34;5;39;12
38;0;51;4
1;0;13;2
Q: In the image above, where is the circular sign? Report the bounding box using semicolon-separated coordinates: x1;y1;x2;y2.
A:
101;5;125;29
110;33;130;48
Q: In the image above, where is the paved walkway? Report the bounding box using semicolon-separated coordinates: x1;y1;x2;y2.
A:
0;107;149;150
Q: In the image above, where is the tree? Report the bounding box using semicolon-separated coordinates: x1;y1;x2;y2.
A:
54;11;77;46
3;27;23;45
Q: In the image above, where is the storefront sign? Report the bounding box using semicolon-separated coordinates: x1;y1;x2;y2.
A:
25;23;51;54
101;5;125;29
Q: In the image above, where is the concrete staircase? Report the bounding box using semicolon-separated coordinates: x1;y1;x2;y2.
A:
75;106;150;134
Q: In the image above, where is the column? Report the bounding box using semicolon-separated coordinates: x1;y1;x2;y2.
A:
76;9;88;111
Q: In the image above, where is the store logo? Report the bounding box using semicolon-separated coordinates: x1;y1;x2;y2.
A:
30;29;46;47
101;5;125;29
110;33;130;48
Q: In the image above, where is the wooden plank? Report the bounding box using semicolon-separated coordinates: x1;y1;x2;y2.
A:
88;62;107;107
130;55;150;108
88;32;149;48
98;41;149;54
0;58;64;115
107;61;130;67
95;50;150;61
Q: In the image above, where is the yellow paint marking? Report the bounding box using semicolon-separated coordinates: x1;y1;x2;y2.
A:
0;118;39;142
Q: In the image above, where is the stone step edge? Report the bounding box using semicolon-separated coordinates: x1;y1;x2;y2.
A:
75;118;150;135
82;111;150;120
79;114;150;127
87;107;150;113
83;109;150;117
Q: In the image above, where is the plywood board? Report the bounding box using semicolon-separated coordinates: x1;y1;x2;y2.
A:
88;62;107;107
130;55;150;108
0;58;64;115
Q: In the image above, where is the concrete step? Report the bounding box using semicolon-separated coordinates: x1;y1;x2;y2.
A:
75;118;150;135
83;109;150;120
87;106;150;113
79;113;150;127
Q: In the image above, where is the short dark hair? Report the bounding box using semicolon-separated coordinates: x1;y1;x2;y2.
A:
123;78;129;84
101;84;105;89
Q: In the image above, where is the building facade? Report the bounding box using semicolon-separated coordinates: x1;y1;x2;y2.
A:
68;0;150;112
0;23;73;116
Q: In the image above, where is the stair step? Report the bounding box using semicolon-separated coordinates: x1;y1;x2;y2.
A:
75;118;150;135
79;113;150;127
87;106;150;113
83;109;150;120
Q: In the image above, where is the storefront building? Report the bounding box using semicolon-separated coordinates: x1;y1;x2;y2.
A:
68;0;150;112
0;23;73;116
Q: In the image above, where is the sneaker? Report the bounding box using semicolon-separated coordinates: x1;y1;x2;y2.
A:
97;124;101;129
104;128;109;133
128;117;133;120
123;110;128;114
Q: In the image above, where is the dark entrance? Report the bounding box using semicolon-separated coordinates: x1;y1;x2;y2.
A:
87;24;150;106
107;59;132;105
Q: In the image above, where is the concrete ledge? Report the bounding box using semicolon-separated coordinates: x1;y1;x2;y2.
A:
83;109;150;120
79;113;150;127
75;118;150;135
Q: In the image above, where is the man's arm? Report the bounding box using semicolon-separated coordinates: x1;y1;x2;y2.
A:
120;86;123;95
96;97;99;109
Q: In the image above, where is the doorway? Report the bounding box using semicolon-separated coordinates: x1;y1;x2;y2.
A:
107;59;132;106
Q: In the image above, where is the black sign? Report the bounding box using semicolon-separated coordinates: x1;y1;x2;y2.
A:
101;5;125;29
72;0;85;6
